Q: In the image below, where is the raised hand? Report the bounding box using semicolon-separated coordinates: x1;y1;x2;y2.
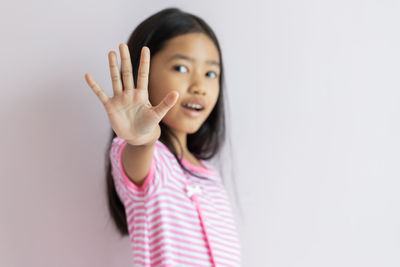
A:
84;44;179;146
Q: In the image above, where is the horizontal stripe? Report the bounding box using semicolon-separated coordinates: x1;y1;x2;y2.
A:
110;137;241;266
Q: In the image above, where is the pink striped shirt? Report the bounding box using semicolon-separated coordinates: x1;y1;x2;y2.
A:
109;137;241;266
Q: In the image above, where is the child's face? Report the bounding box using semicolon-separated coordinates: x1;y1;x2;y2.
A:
148;32;221;135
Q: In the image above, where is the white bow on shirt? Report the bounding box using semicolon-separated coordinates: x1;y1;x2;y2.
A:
186;184;202;197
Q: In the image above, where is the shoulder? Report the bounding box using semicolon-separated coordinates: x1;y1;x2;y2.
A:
109;137;179;199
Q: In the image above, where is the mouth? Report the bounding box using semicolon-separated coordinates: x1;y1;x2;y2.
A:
181;103;205;111
181;103;205;117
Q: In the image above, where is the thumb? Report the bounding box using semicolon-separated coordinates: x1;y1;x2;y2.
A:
153;91;179;119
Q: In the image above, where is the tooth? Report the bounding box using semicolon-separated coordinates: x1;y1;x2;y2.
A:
185;103;203;109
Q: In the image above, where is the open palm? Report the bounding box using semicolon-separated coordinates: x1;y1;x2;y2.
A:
84;44;179;146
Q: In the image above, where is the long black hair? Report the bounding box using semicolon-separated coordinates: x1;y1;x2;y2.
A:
105;7;240;236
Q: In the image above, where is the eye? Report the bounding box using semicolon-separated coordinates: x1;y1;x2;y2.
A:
173;65;188;73
206;71;218;78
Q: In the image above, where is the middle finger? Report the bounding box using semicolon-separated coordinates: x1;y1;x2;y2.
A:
119;43;135;91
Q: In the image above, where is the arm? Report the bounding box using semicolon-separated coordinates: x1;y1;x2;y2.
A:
121;140;156;187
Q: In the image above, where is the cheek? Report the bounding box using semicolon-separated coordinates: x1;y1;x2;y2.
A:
204;92;219;116
160;107;180;130
148;68;167;105
148;82;166;106
147;79;157;105
147;87;157;106
210;90;220;107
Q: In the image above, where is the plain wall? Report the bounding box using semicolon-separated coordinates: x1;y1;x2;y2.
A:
1;0;399;266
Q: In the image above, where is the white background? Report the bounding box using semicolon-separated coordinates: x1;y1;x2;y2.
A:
1;0;399;266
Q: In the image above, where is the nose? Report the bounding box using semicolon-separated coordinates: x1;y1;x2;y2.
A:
188;72;206;95
188;85;206;95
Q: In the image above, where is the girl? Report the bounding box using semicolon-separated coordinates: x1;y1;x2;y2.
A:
84;7;241;266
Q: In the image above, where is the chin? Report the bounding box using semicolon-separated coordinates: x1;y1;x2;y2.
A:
162;119;203;135
187;126;202;134
180;122;203;134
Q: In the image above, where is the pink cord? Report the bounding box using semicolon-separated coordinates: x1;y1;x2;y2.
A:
186;180;216;267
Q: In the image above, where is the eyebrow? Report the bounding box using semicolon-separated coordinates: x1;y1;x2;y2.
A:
168;54;220;67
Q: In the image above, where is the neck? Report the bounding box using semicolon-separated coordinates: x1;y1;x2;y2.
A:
169;130;189;159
